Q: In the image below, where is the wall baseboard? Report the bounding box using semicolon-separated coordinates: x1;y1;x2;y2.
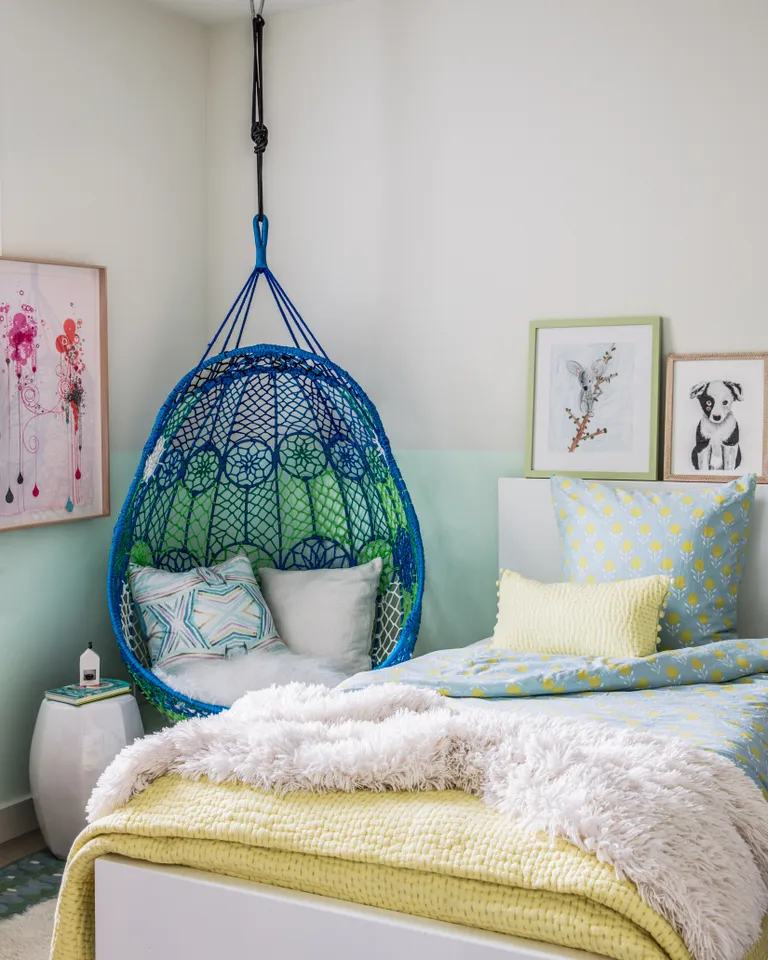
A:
0;797;38;844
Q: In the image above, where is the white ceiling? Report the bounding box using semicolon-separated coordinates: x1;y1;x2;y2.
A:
146;0;334;23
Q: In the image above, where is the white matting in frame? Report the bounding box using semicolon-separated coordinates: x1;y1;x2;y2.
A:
526;318;660;481
0;257;109;530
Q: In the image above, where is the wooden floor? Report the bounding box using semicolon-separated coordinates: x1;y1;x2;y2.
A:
0;830;46;868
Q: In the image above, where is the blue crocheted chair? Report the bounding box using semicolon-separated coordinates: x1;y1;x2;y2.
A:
107;217;424;721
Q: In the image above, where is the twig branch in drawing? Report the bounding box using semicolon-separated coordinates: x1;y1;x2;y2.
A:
565;344;617;453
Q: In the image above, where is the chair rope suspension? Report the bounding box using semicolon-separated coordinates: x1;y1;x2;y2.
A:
251;0;268;220
198;1;328;365
107;0;425;722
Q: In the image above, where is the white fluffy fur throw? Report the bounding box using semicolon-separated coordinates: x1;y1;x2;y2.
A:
88;683;768;960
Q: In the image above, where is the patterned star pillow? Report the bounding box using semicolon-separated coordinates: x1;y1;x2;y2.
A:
129;554;282;668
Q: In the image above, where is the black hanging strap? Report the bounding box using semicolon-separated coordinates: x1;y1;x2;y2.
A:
251;1;268;221
197;0;330;366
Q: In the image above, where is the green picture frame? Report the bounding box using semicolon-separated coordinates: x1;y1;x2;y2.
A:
524;316;662;481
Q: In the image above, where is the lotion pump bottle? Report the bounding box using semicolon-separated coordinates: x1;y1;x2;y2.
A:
79;642;101;688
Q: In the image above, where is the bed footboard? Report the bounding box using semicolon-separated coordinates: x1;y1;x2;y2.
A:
94;855;599;960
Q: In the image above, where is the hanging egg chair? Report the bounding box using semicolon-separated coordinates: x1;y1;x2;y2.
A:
107;7;424;722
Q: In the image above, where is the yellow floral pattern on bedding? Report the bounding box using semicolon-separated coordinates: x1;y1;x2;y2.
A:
551;474;755;649
342;639;768;797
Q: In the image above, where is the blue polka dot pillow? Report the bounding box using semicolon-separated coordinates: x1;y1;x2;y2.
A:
551;474;756;650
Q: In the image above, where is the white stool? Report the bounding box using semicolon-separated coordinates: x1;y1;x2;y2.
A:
29;694;144;859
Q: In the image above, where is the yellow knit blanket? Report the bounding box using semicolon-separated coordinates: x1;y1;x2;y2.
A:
51;775;766;960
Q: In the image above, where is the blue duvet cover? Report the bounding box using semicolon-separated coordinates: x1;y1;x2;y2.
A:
340;638;768;795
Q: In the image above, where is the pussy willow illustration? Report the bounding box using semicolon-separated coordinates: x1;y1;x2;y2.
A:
0;293;86;514
565;344;618;453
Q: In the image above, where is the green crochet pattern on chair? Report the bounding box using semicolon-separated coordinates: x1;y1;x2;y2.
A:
111;346;424;722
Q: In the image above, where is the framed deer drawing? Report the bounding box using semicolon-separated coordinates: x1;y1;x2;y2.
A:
524;317;661;481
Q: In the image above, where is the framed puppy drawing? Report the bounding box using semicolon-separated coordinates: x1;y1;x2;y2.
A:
664;353;768;483
524;317;662;480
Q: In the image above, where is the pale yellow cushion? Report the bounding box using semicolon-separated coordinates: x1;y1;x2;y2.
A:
490;570;669;658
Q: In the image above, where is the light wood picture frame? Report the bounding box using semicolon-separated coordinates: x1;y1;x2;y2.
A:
0;256;109;530
524;316;662;481
664;352;768;484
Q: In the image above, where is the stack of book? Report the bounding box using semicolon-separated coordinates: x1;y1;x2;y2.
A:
44;678;131;706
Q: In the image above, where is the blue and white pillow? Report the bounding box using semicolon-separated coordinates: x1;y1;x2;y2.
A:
551;474;756;650
129;554;282;668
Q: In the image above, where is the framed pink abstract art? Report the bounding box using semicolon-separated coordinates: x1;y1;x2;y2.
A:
0;257;109;531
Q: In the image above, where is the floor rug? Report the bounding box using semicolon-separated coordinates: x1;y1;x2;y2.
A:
0;899;57;960
0;850;63;920
0;850;63;959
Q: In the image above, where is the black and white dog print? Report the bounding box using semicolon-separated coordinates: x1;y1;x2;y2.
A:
690;380;743;471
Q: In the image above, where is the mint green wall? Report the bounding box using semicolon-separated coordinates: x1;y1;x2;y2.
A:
396;451;522;655
1;448;523;803
0;454;138;810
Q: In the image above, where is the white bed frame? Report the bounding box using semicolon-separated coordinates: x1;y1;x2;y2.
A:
95;856;592;959
94;477;768;960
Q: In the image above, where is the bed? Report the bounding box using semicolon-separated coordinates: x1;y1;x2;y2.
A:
52;478;768;960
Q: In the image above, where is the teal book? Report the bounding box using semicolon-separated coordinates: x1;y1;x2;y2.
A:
44;678;131;706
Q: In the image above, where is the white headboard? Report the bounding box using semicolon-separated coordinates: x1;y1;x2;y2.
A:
499;478;768;640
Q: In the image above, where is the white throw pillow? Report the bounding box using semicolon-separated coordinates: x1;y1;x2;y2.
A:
258;559;382;675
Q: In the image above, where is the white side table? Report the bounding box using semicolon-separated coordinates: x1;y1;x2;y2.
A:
29;694;144;859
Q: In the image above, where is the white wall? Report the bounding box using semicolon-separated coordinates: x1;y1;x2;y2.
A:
0;0;208;810
206;0;768;655
208;0;768;451
2;0;765;814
